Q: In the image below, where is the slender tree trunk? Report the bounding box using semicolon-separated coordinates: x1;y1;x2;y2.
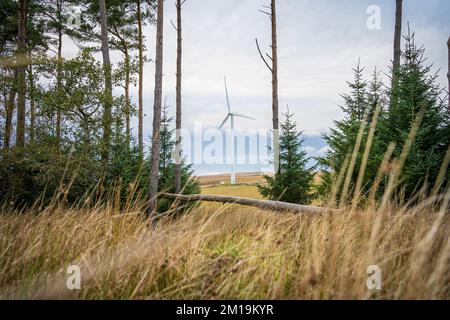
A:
28;66;35;144
112;27;131;145
56;0;62;150
148;0;164;215
390;0;403;111
174;0;183;194
98;0;113;163
3;70;17;156
137;0;144;159
16;0;28;155
447;36;450;113
271;0;279;174
255;1;279;174
124;45;131;144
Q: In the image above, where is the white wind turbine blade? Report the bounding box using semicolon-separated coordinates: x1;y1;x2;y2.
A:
219;114;230;129
231;111;256;121
224;77;231;113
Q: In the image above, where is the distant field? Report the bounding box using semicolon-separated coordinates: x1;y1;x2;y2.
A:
197;172;266;187
201;185;263;199
198;173;265;209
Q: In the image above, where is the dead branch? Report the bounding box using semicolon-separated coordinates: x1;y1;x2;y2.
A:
255;38;273;73
170;20;178;31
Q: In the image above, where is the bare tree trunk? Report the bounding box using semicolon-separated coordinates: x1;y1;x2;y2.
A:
3;70;17;156
16;0;28;155
28;65;35;144
110;25;131;145
256;0;279;174
56;0;62;150
125;46;131;144
174;0;184;194
271;0;279;174
148;0;164;215
160;193;335;215
447;36;450;113
390;0;403;111
137;0;144;159
114;32;131;145
98;0;113;163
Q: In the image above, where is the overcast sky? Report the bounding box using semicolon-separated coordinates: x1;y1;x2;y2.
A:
62;0;450;174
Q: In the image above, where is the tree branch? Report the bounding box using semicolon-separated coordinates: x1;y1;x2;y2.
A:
255;38;273;73
170;20;178;31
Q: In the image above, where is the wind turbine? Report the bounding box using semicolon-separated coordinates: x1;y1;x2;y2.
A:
218;77;255;185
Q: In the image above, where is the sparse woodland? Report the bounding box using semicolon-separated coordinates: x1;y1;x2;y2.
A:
0;0;449;299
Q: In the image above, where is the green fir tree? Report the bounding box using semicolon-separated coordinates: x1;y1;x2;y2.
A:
258;109;314;204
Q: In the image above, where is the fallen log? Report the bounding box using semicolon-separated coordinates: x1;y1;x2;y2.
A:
160;193;336;214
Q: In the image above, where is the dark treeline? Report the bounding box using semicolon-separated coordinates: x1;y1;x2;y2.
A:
0;0;198;210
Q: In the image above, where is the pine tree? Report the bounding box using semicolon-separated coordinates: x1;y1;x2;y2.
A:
375;31;450;198
149;0;164;214
258;109;314;205
318;62;374;199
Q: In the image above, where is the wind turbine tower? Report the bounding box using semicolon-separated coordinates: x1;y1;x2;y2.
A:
219;77;255;185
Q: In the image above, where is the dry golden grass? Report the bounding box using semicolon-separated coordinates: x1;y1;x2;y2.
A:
0;197;448;300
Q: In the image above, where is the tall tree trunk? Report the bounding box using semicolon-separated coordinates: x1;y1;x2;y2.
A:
56;0;62;150
3;70;17;156
148;0;164;215
137;0;144;159
174;0;183;194
16;0;28;155
28;65;35;144
390;0;403;111
271;0;279;174
111;26;131;145
124;46;131;144
255;0;279;174
447;36;450;113
98;0;113;163
113;27;131;144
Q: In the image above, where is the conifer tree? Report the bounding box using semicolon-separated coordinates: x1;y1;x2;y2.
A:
375;31;450;198
258;109;314;205
318;62;373;198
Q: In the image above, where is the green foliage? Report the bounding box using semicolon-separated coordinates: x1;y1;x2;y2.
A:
0;50;142;205
0;0;196;212
373;32;450;198
258;110;314;205
317;62;383;200
318;32;450;203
